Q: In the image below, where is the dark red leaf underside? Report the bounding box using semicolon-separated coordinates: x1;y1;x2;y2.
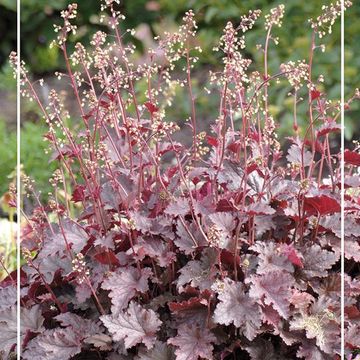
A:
344;150;360;166
304;195;340;216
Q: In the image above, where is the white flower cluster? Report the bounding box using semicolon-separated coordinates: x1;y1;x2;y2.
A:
207;224;223;248
310;1;352;38
265;4;285;30
212;22;253;89
239;10;262;33
72;253;90;284
52;3;78;47
280;60;309;91
160;10;199;68
263;115;280;152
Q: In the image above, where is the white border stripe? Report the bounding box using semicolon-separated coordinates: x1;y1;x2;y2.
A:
341;0;345;359
17;0;21;358
13;1;347;360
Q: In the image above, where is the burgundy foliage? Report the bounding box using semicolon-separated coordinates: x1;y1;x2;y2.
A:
2;1;359;359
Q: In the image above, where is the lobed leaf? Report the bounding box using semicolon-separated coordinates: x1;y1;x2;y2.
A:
101;301;162;350
168;323;216;360
248;271;294;318
213;278;262;340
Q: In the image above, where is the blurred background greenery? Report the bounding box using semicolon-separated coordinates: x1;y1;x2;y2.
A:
0;0;358;200
0;0;16;278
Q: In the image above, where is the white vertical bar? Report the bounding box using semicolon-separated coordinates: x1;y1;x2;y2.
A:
341;0;345;359
16;0;21;359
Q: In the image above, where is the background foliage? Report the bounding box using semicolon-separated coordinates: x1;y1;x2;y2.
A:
0;0;358;201
14;0;357;98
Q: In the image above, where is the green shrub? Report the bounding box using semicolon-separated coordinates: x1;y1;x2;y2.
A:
0;120;58;197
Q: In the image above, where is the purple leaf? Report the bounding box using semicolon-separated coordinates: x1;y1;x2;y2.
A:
165;198;190;217
291;314;339;355
213;278;262;340
286;143;312;167
248;271;294;318
316;121;340;137
344;214;360;237
168;323;216;360
135;341;175;360
290;290;315;310
217;163;243;191
175;220;207;254
345;324;360;354
176;251;216;293
246;202;275;216
0;305;44;359
344;175;360;188
101;301;162;349
101;266;152;315
24;255;72;284
134;237;175;267
297;342;328;360
83;334;112;351
208;212;236;233
292;296;340;354
245;338;286;360
41;220;88;258
169;296;209;327
23;328;82;360
345;236;360;262
94;233;115;250
55;312;101;336
193;196;215;216
0;285;16;311
107;352;132;360
302;245;338;278
74;281;92;303
254;215;275;236
250;242;294;274
23;311;102;359
130;212;152;232
101;181;126;210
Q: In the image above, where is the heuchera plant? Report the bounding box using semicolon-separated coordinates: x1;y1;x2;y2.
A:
344;125;360;357
1;0;359;359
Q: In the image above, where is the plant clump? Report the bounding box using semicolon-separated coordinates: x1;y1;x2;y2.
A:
1;1;359;359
